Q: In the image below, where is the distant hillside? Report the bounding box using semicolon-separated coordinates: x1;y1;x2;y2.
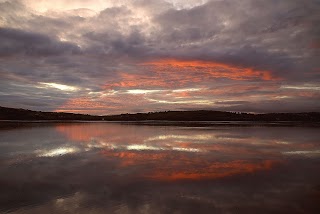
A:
103;110;320;122
0;106;100;121
1;106;320;122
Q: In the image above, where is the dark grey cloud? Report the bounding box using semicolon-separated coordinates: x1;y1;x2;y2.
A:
152;0;320;79
0;28;81;57
221;98;320;113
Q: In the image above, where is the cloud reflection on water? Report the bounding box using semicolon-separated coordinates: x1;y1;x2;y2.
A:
0;123;320;213
53;123;320;181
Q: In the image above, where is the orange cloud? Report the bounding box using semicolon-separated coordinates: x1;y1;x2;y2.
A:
55;97;112;114
105;59;278;89
109;73;170;88
143;59;277;81
55;92;149;115
310;40;320;49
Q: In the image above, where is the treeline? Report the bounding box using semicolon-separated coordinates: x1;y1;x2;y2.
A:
0;106;100;120
103;110;320;122
1;106;320;122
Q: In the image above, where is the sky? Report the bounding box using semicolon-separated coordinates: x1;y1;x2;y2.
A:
0;0;319;115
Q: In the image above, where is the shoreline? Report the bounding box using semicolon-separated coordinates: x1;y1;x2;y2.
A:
1;120;320;129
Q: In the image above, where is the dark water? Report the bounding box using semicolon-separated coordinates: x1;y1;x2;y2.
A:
0;122;319;214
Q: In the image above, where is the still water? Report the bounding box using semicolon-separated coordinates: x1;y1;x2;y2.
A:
0;122;319;213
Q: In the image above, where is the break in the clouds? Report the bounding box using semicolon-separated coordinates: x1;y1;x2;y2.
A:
0;0;319;114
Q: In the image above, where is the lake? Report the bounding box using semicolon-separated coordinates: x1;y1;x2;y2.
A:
0;122;319;213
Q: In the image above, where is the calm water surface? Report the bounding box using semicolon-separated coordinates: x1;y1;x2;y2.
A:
0;122;319;213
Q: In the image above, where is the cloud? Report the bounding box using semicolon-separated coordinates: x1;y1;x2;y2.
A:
0;27;81;57
0;0;319;113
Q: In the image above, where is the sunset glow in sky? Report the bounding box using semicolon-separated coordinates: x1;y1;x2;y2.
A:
0;0;319;114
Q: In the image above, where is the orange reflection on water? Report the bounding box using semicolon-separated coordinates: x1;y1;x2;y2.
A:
148;160;277;181
53;124;320;181
101;150;279;181
56;124;107;142
102;151;168;167
55;123;146;144
56;124;319;155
